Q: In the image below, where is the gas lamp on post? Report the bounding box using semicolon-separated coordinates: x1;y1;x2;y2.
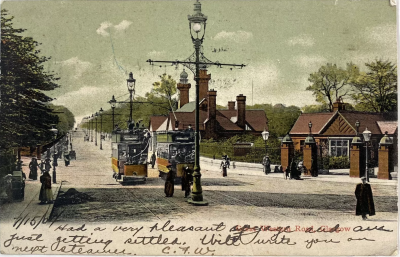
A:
109;95;117;130
261;128;269;155
99;107;103;150
362;127;372;182
49;126;58;184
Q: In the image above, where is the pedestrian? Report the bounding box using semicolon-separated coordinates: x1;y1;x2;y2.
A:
355;177;375;220
39;171;53;204
164;163;175;197
226;156;230;168
44;158;52;173
64;151;70;166
297;161;305;176
181;166;193;198
150;152;156;169
28;157;39;180
262;155;271;175
290;160;298;180
220;158;227;177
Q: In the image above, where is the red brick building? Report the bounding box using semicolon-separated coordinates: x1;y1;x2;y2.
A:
149;69;268;148
289;99;397;165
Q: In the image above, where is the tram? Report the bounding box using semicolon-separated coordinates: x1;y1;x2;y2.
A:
111;125;150;184
156;130;195;179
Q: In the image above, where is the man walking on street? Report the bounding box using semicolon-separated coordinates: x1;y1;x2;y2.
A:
262;155;271;175
150;152;156;169
355;177;375;220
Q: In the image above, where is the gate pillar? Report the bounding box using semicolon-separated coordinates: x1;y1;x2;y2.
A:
280;134;294;173
378;132;393;180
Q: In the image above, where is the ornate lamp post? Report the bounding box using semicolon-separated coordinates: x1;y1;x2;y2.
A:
261;128;269;155
126;72;136;123
95;112;99;146
109;95;117;130
186;0;208;205
355;120;360;136
362;127;372;182
308;121;312;135
99;107;103;150
49;126;58;183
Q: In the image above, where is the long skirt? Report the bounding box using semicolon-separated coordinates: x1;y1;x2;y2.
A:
39;186;53;202
164;181;174;197
29;168;38;180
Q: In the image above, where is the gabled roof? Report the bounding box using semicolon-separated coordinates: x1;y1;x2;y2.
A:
290;110;390;136
377;121;398;135
149;116;168;131
176;101;196;112
339;111;385;135
245;110;268;132
215;111;242;131
290;112;335;134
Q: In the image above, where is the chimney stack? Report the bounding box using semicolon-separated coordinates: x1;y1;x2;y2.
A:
332;97;346;112
177;69;191;108
228;101;235;111
236;94;246;128
199;68;211;101
207;89;217;121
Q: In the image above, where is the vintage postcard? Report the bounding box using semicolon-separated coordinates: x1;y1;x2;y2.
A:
0;0;398;256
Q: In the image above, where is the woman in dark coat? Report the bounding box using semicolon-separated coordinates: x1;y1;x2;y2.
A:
44;159;52;173
355;177;375;220
290;160;298;179
29;157;38;180
164;164;175;197
39;171;53;204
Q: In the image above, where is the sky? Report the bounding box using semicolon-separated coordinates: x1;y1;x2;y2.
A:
2;0;397;124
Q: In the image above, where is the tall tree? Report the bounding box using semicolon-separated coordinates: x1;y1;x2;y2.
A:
351;60;397;113
0;9;60;149
307;63;359;112
145;73;178;113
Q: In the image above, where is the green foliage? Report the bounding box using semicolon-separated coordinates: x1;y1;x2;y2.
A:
301;104;329;113
249;103;301;137
351;60;397;113
49;104;75;135
307;63;359;111
329;156;350;169
0;149;17;177
0;9;61;149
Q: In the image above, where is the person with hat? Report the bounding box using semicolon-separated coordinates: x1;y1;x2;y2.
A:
181;166;193;198
44;158;52;173
262;155;271;175
28;157;39;180
164;163;175;197
355;177;375;220
39;170;53;204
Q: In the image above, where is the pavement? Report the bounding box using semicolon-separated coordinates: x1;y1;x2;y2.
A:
0;156;61;224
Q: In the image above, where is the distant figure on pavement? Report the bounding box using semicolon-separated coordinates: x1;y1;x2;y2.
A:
181;166;193;198
64;151;70;166
262;155;271;175
29;157;38;180
355;177;375;220
39;171;53;204
150;153;156;169
164;164;175;197
290;160;300;180
44;158;52;173
226;156;230;168
220;158;227;177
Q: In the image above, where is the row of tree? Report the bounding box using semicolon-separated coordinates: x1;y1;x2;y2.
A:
0;10;75;153
307;60;397;113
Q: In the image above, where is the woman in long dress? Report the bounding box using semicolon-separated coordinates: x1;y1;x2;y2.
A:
29;157;38;180
164;164;175;197
39;171;53;204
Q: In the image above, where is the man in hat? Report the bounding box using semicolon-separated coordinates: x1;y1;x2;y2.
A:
355;177;375;220
164;163;175;197
181;166;193;198
150;152;156;169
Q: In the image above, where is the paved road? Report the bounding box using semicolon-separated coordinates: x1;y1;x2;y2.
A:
50;130;398;224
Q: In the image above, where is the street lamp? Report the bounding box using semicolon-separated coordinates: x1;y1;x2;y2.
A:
261;128;269;155
308;121;312;135
187;0;208;206
90;114;94;142
109;95;117;130
127;72;136;122
355;120;360;136
362;127;372;182
95;112;99;146
99;107;103;150
49;126;58;184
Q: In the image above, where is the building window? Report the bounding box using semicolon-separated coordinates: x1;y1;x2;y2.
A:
329;139;349;157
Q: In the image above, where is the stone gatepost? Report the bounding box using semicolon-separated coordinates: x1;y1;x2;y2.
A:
280;134;294;173
303;135;317;176
350;135;365;178
378;132;393;180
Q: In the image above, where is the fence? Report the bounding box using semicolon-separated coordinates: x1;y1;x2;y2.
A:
200;143;281;164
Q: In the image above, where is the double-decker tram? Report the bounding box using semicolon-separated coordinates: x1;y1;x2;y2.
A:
156;130;195;180
111;125;151;184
